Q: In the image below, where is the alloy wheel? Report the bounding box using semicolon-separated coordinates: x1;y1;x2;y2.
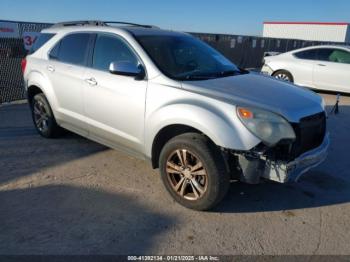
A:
166;149;208;201
274;73;291;82
33;100;49;132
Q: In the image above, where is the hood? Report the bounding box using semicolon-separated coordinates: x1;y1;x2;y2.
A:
181;72;323;122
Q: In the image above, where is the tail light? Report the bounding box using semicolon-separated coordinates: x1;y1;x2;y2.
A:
21;58;27;73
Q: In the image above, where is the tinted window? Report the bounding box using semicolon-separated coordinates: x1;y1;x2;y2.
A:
135;34;242;80
93;34;138;71
49;41;60;59
29;33;54;54
316;48;334;61
318;48;350;64
294;49;318;60
50;33;90;66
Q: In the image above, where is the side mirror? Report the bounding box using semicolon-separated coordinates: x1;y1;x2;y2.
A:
109;61;145;80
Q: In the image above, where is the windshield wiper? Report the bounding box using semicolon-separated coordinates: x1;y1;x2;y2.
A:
184;74;218;80
181;69;244;81
217;70;241;77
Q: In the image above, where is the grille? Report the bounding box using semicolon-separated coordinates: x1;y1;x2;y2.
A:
266;112;326;161
291;111;326;157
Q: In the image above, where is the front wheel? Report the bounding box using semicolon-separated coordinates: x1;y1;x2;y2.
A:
159;133;230;211
273;70;294;83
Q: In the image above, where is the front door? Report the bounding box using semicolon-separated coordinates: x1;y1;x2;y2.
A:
83;33;147;155
313;48;350;92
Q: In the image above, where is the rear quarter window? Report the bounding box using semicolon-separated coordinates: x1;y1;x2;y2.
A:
293;49;318;60
28;33;55;55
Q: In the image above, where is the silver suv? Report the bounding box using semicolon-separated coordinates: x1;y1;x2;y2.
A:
23;21;329;210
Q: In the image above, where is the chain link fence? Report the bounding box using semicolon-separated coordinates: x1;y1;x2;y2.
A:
0;21;51;104
0;20;347;104
0;38;26;103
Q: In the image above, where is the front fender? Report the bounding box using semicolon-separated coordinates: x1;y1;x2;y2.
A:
144;103;261;158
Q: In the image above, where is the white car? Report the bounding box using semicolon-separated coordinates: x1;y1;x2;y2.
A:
261;45;350;93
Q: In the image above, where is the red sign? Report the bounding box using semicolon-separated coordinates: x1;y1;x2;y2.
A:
0;21;19;38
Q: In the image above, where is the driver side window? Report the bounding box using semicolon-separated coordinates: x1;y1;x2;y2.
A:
328;49;350;64
92;34;139;71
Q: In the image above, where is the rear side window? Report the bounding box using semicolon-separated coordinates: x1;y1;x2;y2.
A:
329;49;350;64
28;33;54;54
294;49;318;60
49;33;90;66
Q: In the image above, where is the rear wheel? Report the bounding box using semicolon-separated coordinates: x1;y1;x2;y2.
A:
30;93;63;138
273;70;293;82
159;133;230;211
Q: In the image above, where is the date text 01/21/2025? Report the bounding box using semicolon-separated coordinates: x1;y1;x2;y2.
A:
127;255;220;261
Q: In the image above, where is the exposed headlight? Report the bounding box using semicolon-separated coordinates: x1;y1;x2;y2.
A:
237;107;296;146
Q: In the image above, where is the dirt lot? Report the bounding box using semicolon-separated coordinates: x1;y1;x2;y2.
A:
0;93;349;255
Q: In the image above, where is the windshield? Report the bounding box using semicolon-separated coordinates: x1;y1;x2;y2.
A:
135;34;243;80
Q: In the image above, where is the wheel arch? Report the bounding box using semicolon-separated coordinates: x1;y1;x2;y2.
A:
272;69;294;82
27;85;44;105
26;70;58;114
151;124;209;169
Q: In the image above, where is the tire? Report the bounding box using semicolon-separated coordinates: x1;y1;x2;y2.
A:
272;70;294;83
30;93;63;138
159;133;230;211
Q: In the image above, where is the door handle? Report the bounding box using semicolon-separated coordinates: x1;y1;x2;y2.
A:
85;77;98;86
317;64;326;67
47;65;55;72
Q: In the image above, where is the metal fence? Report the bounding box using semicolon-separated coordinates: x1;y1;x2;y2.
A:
0;21;51;104
191;32;346;69
0;38;26;103
0;20;347;104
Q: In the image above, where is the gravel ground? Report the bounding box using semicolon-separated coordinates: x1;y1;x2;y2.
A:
0;93;349;255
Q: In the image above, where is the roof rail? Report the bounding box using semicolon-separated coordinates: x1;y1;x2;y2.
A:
104;21;158;28
50;20;158;29
50;20;105;28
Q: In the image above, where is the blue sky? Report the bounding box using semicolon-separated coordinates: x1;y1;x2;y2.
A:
1;0;349;36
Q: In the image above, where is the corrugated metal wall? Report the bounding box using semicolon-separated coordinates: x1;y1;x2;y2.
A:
263;23;349;42
0;20;348;104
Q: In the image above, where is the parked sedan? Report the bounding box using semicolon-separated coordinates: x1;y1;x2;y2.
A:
261;45;350;93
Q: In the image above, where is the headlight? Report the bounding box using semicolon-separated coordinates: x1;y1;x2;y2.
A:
237;107;296;146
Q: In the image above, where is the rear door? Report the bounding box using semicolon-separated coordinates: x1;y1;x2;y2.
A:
46;32;93;134
313;48;350;92
83;33;147;155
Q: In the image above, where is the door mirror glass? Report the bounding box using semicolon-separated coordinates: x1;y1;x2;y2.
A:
109;61;145;79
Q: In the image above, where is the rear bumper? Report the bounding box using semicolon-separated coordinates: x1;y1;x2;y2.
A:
261;133;330;183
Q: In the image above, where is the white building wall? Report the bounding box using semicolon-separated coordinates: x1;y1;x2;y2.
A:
263;23;349;42
346;26;350;43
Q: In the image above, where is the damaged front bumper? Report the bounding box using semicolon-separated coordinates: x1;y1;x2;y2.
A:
237;133;330;183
